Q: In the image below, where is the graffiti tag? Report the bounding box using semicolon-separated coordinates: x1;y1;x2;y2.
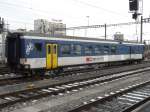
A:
26;42;34;55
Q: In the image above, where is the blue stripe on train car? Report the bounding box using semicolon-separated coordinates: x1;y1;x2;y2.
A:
19;36;144;59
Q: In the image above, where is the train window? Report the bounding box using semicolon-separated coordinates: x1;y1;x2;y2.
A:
135;46;138;53
34;43;42;52
103;45;109;54
73;45;82;55
137;46;141;53
131;47;136;54
85;45;93;55
111;45;117;54
61;44;71;56
139;46;143;52
104;45;109;49
94;46;102;55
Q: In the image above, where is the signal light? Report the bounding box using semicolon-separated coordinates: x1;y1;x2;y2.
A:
132;13;138;20
129;0;139;11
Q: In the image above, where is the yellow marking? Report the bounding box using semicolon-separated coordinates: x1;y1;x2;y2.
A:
52;44;58;69
46;44;58;69
46;44;52;69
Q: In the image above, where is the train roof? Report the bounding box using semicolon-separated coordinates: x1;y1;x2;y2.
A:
8;32;144;45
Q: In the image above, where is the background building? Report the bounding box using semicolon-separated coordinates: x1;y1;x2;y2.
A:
114;32;124;41
34;19;66;36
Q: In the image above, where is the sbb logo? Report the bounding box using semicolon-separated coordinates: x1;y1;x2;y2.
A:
86;57;93;62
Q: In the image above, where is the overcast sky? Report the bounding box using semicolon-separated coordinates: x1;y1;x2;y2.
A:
0;0;150;41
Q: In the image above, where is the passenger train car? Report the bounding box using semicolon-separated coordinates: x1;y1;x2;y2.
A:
6;32;144;74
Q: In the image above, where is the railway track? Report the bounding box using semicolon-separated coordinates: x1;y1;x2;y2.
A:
0;67;150;111
68;81;150;112
0;62;150;87
0;73;50;87
0;64;118;86
0;66;11;74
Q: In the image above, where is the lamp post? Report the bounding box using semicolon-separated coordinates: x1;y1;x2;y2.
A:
140;16;143;43
86;16;90;26
85;16;90;37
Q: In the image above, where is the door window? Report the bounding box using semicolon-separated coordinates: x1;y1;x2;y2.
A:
53;45;57;54
48;45;51;54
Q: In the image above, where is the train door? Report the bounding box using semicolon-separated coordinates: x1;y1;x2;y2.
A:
7;34;20;66
46;44;58;69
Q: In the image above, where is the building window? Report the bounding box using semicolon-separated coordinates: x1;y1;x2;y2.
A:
61;44;71;56
73;44;82;55
85;45;93;55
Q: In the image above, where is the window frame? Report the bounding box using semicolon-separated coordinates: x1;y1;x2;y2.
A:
94;45;102;55
103;45;110;55
34;42;42;52
84;45;93;55
111;45;117;55
60;44;71;56
72;44;82;56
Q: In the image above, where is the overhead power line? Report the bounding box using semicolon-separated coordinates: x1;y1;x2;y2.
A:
0;1;31;10
0;1;82;23
57;18;150;30
71;0;129;18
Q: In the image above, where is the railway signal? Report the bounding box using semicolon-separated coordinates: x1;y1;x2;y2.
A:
129;0;139;11
129;0;142;20
0;17;4;33
132;12;138;20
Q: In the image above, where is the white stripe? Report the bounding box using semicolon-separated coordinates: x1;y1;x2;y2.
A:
20;54;143;68
58;54;142;66
123;42;144;45
131;54;143;59
20;58;46;68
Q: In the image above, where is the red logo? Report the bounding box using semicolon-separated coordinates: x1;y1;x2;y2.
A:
86;57;93;62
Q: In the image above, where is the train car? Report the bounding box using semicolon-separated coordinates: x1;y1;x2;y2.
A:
5;32;144;74
144;44;150;60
